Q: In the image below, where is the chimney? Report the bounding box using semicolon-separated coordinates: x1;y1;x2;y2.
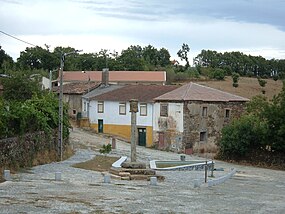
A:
102;68;109;87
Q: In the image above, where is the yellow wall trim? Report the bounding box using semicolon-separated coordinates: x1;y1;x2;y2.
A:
90;123;153;147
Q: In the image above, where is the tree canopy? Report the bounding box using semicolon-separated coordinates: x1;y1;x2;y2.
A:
194;49;285;79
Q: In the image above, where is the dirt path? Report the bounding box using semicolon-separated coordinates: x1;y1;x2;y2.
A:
0;128;285;214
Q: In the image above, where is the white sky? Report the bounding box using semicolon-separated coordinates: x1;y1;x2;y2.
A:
1;0;285;64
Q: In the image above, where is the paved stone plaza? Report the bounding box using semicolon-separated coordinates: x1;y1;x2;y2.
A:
0;128;285;213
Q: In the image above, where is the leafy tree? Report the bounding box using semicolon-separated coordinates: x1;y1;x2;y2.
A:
257;77;267;94
0;46;14;73
232;72;240;88
218;115;267;159
17;46;58;71
157;48;171;67
209;68;226;80
1;73;42;101
219;81;285;160
117;45;145;71
177;43;190;69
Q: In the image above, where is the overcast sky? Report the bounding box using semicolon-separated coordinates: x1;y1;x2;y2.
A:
1;0;285;64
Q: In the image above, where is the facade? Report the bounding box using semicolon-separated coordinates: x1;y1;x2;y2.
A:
85;85;178;147
53;82;99;119
154;82;249;154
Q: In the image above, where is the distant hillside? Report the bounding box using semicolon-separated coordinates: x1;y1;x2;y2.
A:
194;77;283;100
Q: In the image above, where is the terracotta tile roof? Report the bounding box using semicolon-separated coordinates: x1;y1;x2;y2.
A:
61;71;166;83
155;82;249;102
93;85;179;102
53;82;100;94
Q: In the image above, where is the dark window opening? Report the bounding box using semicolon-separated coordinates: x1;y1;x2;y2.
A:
200;131;207;141
202;107;208;117
160;103;168;117
225;109;230;118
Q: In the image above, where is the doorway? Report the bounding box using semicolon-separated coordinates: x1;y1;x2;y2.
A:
98;119;103;133
138;128;146;146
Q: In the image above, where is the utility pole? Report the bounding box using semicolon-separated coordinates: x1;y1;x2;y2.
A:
49;69;58;92
58;50;82;161
129;99;138;162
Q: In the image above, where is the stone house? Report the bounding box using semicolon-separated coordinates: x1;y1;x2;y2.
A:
153;82;249;154
85;84;178;147
53;82;99;119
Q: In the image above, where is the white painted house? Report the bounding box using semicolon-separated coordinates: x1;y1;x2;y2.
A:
84;85;178;147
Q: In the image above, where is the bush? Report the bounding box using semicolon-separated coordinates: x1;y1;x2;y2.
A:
174;72;189;82
232;82;239;88
209;68;226;80
232;72;240;88
273;75;279;81
218;115;267;159
257;78;267;87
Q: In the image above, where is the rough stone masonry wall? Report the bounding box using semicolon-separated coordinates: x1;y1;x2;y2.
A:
0;130;65;173
183;101;246;153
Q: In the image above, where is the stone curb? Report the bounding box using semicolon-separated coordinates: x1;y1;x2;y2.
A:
207;168;236;187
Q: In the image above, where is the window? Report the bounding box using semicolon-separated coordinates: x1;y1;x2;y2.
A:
98;101;104;113
202;107;208;117
200;131;207;141
72;109;77;115
225;109;230;118
140;103;147;116
119;102;126;115
160;103;168;117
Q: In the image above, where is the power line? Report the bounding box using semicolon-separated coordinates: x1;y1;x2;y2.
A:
0;30;37;47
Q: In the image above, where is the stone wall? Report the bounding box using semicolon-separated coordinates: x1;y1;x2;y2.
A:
0;130;67;173
63;94;82;119
183;101;246;154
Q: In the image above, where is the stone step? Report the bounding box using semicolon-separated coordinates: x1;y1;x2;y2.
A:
121;162;146;169
121;168;156;175
118;172;131;177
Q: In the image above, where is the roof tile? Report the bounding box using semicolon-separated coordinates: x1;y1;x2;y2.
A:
61;71;166;83
93;85;178;102
155;82;249;102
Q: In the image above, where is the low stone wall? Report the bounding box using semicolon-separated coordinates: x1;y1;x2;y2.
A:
0;130;68;175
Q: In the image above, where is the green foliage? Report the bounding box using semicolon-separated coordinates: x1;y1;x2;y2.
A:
194;49;285;78
0;75;69;139
219;81;285;159
232;72;240;88
273;75;279;81
232;82;239;88
0;46;14;72
1;73;42;101
209;68;226;80
177;43;190;69
219;115;267;159
257;77;267;87
99;144;112;154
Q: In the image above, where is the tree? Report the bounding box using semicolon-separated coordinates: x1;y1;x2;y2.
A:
177;43;190;69
157;48;171;67
219;81;285;160
0;46;14;73
257;77;267;94
1;73;42;101
117;45;145;71
232;72;240;88
17;46;58;71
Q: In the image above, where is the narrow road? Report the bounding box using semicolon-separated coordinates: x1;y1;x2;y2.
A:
0;128;285;214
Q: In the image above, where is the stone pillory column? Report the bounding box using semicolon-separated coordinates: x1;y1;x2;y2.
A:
129;99;138;162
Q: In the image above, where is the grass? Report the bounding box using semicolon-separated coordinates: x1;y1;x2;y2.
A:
72;155;119;172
